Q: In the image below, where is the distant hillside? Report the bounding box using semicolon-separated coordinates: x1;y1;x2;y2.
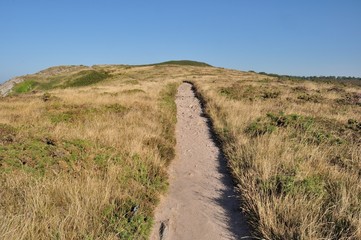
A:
0;65;91;96
152;60;212;67
257;71;361;86
0;61;212;96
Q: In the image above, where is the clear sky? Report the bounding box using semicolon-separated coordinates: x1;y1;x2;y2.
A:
1;0;361;83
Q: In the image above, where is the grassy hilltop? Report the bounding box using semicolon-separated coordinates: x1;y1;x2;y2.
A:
0;61;360;239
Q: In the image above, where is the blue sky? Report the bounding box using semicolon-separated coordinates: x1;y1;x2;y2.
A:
1;0;361;83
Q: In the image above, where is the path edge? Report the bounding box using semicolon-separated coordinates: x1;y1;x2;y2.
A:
183;80;254;237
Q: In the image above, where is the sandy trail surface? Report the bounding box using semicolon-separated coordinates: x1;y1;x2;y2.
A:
150;82;250;240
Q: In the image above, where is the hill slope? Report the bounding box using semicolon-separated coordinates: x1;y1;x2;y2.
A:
0;63;360;239
0;61;211;96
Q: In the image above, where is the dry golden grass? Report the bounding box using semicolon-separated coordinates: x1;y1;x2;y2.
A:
0;65;183;239
191;74;361;239
1;63;360;239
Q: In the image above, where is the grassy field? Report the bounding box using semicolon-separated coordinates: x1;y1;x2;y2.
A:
1;62;360;239
191;72;361;239
0;64;185;239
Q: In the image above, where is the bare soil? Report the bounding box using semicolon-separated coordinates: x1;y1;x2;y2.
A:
150;82;250;240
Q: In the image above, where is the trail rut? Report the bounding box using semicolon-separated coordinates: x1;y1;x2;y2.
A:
150;82;250;240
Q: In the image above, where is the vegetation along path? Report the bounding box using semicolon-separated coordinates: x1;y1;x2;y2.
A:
150;82;250;239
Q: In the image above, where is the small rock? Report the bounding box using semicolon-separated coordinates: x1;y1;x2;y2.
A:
159;220;169;240
44;137;56;146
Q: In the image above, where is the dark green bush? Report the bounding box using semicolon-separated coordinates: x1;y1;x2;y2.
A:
297;93;323;103
246;112;314;137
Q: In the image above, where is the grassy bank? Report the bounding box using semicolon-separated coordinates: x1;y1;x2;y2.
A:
192;74;361;239
0;66;179;239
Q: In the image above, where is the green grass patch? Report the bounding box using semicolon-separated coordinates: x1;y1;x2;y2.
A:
262;174;326;197
64;70;109;87
13;80;38;93
36;76;63;90
0;136;89;176
0;133;125;177
102;197;153;239
47;104;100;124
160;83;178;114
11;70;110;93
49;112;74;123
245;112;359;146
246;112;314;137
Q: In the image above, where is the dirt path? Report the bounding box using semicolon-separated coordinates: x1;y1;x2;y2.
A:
150;82;250;240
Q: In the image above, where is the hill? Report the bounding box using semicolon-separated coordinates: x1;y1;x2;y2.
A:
151;60;212;67
0;63;360;239
0;61;211;96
